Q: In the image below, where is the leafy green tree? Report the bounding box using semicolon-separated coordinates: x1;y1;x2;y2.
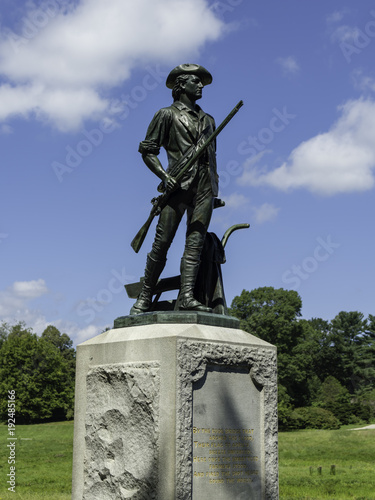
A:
41;324;73;352
303;314;375;403
41;325;76;372
0;321;32;347
290;406;340;430
323;311;367;392
41;325;76;419
355;388;375;421
354;314;375;392
230;287;302;347
229;287;310;406
290;319;328;406
277;384;294;431
348;317;375;420
0;322;9;349
230;291;375;421
315;376;353;424
229;287;302;347
0;323;75;423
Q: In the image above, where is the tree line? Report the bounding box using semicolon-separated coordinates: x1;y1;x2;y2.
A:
229;287;375;430
1;288;374;428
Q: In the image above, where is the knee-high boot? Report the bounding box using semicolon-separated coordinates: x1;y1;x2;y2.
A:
179;256;212;312
130;254;166;315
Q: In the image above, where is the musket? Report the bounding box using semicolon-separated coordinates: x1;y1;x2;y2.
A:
156;124;210;192
131;99;244;253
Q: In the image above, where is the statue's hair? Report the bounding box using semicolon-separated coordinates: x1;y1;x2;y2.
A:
172;74;191;101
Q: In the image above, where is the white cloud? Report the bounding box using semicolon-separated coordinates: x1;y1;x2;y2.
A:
237;98;375;195
352;69;375;93
53;320;104;345
217;192;278;228
253;203;279;224
17;311;51;335
0;279;105;344
0;280;51;334
223;194;279;224
0;0;226;131
276;56;299;75
0;279;49;316
11;279;49;299
223;192;250;210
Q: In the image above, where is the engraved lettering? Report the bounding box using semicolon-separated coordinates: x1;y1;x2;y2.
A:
193;427;260;485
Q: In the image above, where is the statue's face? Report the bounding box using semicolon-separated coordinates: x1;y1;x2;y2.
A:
184;75;203;101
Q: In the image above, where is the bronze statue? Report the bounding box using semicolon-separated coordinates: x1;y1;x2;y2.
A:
130;64;242;315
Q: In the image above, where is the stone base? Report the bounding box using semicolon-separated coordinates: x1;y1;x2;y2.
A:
72;313;278;499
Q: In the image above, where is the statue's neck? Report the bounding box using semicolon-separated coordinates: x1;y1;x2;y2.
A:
179;94;198;112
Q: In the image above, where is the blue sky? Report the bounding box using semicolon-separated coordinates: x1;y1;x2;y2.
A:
1;0;374;344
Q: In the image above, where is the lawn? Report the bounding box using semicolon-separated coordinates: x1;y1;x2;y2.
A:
0;421;73;500
279;425;375;500
0;421;374;499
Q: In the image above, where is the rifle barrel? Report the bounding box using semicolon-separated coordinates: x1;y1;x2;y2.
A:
174;100;244;184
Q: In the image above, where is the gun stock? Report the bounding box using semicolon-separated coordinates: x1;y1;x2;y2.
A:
131;212;155;253
131;193;167;252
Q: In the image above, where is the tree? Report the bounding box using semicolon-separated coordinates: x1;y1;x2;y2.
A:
290;406;340;430
41;324;74;353
354;314;375;392
277;384;294;431
290;319;325;406
41;325;76;373
229;287;309;406
0;322;10;349
229;287;302;348
41;325;76;419
1;320;33;340
324;311;367;392
230;291;375;421
0;323;75;423
315;376;353;424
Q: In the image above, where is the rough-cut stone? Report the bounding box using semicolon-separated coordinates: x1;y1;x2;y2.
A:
83;363;159;500
72;316;278;499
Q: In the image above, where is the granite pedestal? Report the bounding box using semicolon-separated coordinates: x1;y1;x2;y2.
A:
72;312;278;499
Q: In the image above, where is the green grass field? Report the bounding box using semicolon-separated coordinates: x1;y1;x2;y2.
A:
279;425;375;500
0;421;72;500
1;421;374;499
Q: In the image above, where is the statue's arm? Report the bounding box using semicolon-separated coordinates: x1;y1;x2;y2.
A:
142;153;177;191
139;108;177;191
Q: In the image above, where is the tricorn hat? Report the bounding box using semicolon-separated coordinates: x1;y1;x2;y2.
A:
166;63;213;89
